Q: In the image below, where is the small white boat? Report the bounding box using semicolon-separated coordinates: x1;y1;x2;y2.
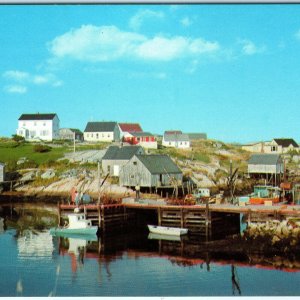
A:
50;212;98;236
147;225;188;236
148;232;182;241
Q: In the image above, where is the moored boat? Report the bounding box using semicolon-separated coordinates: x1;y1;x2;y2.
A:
50;212;99;236
147;225;188;236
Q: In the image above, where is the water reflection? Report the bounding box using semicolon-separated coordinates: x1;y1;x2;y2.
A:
17;230;54;260
52;230;300;277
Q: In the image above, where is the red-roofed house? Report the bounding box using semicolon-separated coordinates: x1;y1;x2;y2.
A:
118;122;143;142
119;123;143;134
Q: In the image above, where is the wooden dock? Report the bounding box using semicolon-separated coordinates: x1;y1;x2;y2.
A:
57;201;300;236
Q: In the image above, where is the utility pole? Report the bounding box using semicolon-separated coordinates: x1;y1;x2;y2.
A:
73;131;76;154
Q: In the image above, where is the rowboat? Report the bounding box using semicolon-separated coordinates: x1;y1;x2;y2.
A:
148;232;182;241
50;212;99;236
147;225;188;236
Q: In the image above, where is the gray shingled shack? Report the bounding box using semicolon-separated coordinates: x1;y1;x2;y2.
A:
248;154;284;174
102;145;144;176
119;154;182;188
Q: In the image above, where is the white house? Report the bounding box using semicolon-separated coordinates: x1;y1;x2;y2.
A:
162;132;190;149
84;122;120;142
118;123;143;140
16;113;60;141
242;138;299;154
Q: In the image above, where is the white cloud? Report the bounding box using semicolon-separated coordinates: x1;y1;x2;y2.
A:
136;36;219;61
33;75;50;85
48;25;220;63
4;85;27;94
49;25;146;62
3;70;29;81
2;70;63;93
239;39;266;55
181;17;192;27
129;9;164;31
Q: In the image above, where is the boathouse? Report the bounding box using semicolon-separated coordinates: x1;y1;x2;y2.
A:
248;153;284;184
102;145;144;177
119;154;182;188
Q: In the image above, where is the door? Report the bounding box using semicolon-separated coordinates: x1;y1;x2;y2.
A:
113;165;120;176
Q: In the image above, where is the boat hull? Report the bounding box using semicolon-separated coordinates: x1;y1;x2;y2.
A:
148;225;188;236
50;226;99;236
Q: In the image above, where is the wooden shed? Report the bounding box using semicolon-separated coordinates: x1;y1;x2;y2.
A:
102;145;144;177
248;154;284;184
119;154;183;188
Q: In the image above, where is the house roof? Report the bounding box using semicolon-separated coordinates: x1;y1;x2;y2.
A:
119;123;143;133
84;122;117;132
102;146;144;160
164;130;182;135
187;133;207;140
131;132;154;137
164;133;190;142
273;138;299;148
18;113;57;121
136;154;182;174
248;154;282;165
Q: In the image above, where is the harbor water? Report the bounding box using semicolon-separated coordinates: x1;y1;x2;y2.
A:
1;203;300;296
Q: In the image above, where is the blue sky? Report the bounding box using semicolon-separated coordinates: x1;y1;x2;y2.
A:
1;4;300;143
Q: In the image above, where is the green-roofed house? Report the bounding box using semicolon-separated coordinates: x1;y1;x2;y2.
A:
119;154;183;188
84;121;120;142
248;153;284;184
102;145;145;176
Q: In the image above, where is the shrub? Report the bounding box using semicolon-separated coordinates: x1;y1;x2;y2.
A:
11;134;25;143
33;144;52;153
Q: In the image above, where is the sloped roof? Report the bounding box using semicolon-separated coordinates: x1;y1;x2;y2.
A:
102;146;144;160
164;133;190;142
131;132;154;137
187;133;207;140
273;138;299;148
248;154;282;165
119;123;143;133
84;122;117;132
136;154;182;174
164;130;182;135
18;113;57;121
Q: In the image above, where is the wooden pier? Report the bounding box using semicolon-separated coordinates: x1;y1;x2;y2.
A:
57;201;300;236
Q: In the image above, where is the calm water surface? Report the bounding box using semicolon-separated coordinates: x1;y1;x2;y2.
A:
1;205;300;297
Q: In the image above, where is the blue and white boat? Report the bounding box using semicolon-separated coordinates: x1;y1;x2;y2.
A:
50;212;98;236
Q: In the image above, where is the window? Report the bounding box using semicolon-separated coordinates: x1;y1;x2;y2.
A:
34;122;37;126
133;161;137;165
23;122;26;126
43;122;46;126
271;146;277;152
130;175;135;179
96;133;99;139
